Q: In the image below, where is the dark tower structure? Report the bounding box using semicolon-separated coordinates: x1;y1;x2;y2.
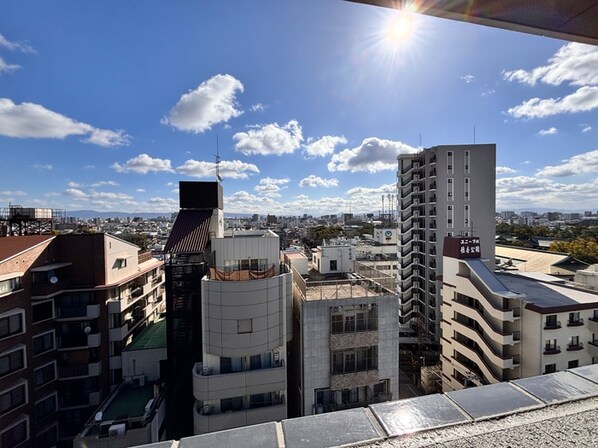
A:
164;182;223;439
0;205;66;236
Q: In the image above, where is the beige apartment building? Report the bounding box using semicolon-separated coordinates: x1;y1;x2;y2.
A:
397;144;496;349
441;236;598;392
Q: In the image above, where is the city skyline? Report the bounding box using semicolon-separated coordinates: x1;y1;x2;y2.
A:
1;1;597;215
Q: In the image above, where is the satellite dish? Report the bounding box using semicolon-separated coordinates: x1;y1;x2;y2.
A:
49;276;58;284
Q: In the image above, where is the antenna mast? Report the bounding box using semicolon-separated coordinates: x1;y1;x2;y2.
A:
216;135;222;182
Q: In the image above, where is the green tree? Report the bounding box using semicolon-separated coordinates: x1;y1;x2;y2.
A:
120;233;148;251
550;238;598;264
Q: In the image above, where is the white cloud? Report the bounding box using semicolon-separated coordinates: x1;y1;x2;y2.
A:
523;160;531;164
460;74;475;83
32;164;52;170
0;190;26;196
250;103;267;112
89;191;132;200
328;137;417;173
147;196;178;210
0;56;20;74
0;98;130;146
259;177;290;186
90;181;119;187
136;188;146;192
84;165;95;170
299;175;338;188
507;86;598;118
496;166;517;175
503;43;598;87
162;74;244;133
112;154;174;174
294;194;309;200
346;183;396;196
582;125;592;133
537;127;558;136
303;135;347;158
0;33;35;53
63;188;87;199
176;159;259;180
536;149;598;177
496;175;598;210
233;120;303;155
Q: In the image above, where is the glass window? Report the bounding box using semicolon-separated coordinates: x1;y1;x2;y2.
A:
329;260;338;271
33;332;55;356
35;394;57;419
0;348;25;378
1;418;28;447
0;312;23;340
34;363;56;388
221;396;243;412
32;300;54;323
0;383;26;415
544;363;557;374
237;319;252;334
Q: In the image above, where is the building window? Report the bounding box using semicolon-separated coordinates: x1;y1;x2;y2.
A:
544;315;560;329
447;205;454;228
593;309;598;320
464;178;470;201
35;425;58;448
249;354;261;370
35;393;57;419
0;276;22;296
330;305;377;334
544;339;559;354
1;417;28;447
464;205;471;228
568;312;582;326
447;151;454;174
0;311;24;340
0;347;25;378
544;363;557;374
0;381;27;415
34;362;56;388
248;392;274;409
568;360;579;369
115;258;127;269
237;319;252;334
464;150;470;173
33;331;55;356
329;260;338;271
447;178;453;200
221;396;243;413
331;346;378;374
32;300;54;323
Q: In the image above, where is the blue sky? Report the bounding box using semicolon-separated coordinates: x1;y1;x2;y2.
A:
0;1;597;215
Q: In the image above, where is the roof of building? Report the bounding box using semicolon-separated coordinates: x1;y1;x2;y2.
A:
497;272;598;312
139;364;598;448
124;318;166;351
496;245;589;273
0;235;55;263
101;383;154;420
164;209;212;254
347;1;598;45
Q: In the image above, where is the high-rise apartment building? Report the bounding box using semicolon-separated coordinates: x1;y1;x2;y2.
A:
0;233;164;448
397;144;496;350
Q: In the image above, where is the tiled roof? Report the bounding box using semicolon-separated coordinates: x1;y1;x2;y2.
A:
0;235;55;263
164;209;212;254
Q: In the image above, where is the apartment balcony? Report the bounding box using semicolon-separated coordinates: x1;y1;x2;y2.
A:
59;360;102;379
589;318;598;332
429;195;437;203
192;362;286;402
194;399;286;435
588;341;598;356
543;345;561;355
450;337;501;383
544;321;562;330
451;297;516;345
567;342;584;351
109;323;129;342
61;390;102;409
452;323;517;370
55;303;100;320
330;329;378;350
331;369;379;390
57;331;101;350
453;277;517;322
567;318;584;327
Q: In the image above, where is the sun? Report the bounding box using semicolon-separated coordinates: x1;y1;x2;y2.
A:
386;12;415;44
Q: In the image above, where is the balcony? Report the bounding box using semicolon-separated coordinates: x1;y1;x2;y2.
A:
109;323;129;342
57;331;100;349
59;361;102;379
193;362;286;402
194;399;286;435
55;303;100;320
330;330;378;350
331;369;379;390
544;321;561;330
567;318;584;327
544;345;561;355
567;342;584;351
589;318;598;332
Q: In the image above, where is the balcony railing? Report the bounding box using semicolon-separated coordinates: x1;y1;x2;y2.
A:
567;318;584;327
544;345;561;354
567;342;584;351
544;321;561;330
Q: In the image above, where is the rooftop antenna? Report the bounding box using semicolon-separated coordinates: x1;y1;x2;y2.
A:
473;125;476;144
215;135;222;182
419;133;422;148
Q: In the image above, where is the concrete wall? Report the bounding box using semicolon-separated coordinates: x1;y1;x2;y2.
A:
122;347;167;382
211;232;279;268
104;235;140;285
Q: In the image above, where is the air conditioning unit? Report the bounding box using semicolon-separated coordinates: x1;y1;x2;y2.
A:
108;424;126;437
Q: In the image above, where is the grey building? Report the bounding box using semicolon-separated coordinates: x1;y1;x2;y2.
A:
397;144;496;349
290;264;399;416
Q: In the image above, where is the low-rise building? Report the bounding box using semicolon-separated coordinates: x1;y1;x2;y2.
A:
441;236;598;392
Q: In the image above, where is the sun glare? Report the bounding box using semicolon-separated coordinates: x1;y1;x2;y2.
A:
386;12;415;44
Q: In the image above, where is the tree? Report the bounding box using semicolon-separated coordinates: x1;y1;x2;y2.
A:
120;233;148;251
550;238;598;264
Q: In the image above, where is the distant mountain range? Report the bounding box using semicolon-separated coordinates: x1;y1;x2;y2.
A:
68;210;254;219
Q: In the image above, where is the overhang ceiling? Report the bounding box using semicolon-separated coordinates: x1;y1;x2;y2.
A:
347;1;598;45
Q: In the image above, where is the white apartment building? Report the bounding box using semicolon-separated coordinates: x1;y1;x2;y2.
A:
192;229;292;434
397;144;496;348
441;236;598;392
